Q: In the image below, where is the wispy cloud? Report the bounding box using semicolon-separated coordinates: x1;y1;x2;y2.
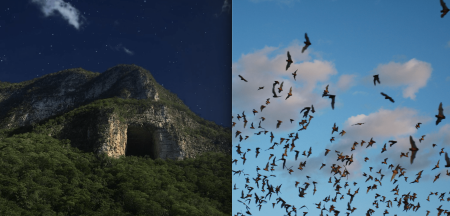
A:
123;47;134;55
108;44;134;56
31;0;86;30
336;74;357;92
222;0;231;13
352;91;367;95
214;0;231;18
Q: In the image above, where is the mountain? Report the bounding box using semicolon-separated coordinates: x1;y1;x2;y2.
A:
0;64;231;160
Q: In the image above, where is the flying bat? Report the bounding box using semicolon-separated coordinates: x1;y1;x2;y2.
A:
373;74;380;86
286;51;293;71
441;0;450;18
302;33;311;53
436;102;446;125
380;92;394;103
273;80;279;88
292;69;297;81
327;94;336;110
278;81;284;93
300;107;311;118
409;135;419;165
238;75;248;82
272;85;281;98
445;152;450;167
286;87;293;100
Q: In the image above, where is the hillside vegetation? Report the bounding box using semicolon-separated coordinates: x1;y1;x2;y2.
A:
0;132;231;216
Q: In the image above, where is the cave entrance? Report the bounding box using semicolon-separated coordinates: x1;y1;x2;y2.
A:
125;125;158;159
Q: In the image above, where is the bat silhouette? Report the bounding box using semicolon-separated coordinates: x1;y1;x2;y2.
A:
286;87;293;100
326;94;336;110
302;33;311;53
286;51;293;71
441;0;449;18
381;92;394;103
445;152;450;167
409;135;419;165
238;75;248;82
436;102;446;125
373;74;380;86
292;69;297;81
272;85;281;98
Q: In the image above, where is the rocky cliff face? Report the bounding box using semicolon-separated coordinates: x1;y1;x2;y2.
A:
0;64;231;160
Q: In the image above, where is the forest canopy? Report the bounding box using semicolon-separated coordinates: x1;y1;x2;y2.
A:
0;132;231;216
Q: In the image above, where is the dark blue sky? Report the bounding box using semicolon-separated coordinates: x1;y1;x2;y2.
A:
0;0;231;128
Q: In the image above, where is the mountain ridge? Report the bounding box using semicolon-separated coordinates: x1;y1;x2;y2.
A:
0;64;230;160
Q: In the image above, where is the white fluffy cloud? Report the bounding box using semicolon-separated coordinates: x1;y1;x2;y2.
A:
31;0;85;30
233;43;338;133
367;58;432;100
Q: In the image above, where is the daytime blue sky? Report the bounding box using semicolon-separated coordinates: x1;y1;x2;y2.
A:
232;0;450;215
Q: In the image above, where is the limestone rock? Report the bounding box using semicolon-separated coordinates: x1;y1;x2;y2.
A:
0;64;231;160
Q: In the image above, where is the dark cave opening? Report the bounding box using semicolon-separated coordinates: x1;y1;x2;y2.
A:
125;125;158;159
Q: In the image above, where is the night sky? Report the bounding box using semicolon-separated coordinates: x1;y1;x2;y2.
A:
0;0;231;128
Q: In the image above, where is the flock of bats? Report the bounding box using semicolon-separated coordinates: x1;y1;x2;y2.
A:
232;1;450;215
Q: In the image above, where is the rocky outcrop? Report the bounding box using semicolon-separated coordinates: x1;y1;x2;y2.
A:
0;64;230;160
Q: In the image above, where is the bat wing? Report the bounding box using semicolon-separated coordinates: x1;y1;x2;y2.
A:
287;51;292;61
439;102;444;115
305;33;310;43
300;107;310;113
301;44;310;53
330;96;335;110
373;77;376;86
442;0;449;10
286;62;291;71
289;87;292;94
390;172;396;182
389;97;395;103
445;152;450;166
381;92;387;97
410;150;417;165
409;135;418;149
272;86;278;97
